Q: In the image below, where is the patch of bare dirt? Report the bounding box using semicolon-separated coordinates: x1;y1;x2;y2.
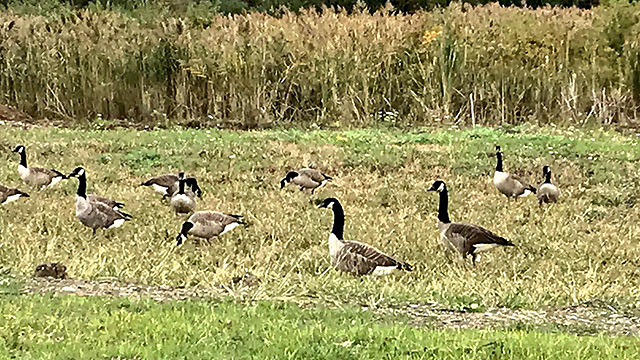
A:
20;277;640;336
374;300;640;336
0;104;31;123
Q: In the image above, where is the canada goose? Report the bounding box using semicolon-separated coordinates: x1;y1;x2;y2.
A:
537;166;560;206
176;211;245;246
67;167;125;211
318;197;412;276
493;145;536;200
170;173;196;214
141;174;202;198
427;180;514;266
68;167;131;233
281;168;332;194
0;184;29;205
12;145;67;188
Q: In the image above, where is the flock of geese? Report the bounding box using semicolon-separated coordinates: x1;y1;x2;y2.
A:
1;144;559;276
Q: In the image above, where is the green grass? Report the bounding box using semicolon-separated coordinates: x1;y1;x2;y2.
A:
0;294;638;359
1;124;640;310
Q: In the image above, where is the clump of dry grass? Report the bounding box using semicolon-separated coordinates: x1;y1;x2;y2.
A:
0;125;639;310
0;2;639;127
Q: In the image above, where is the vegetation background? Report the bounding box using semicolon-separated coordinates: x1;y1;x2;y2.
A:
0;0;638;128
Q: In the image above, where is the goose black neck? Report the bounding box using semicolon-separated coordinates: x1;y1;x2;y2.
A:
496;152;503;172
178;178;185;194
18;151;27;167
544;170;552;184
437;188;451;224
330;202;345;240
76;173;87;198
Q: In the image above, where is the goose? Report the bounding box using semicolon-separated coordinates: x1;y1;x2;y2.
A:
0;184;29;205
317;197;412;276
493;145;536;200
176;211;245;246
427;180;514;266
68;167;131;233
12;145;67;188
537;166;560;206
281;168;332;194
141;173;202;198
170;172;196;214
68;167;125;211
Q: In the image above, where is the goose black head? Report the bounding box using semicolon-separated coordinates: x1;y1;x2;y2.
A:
318;197;340;209
427;180;447;192
280;171;299;189
176;221;194;246
67;166;86;178
542;165;550;175
12;145;25;153
185;177;202;198
178;172;186;180
495;145;502;154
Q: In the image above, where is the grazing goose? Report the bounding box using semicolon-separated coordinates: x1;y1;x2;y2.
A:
170;173;196;214
0;184;29;205
68;167;125;211
493;145;536;200
167;177;202;198
176;211;245;246
141;173;202;198
281;168;332;194
537;166;560;206
12;145;66;188
68;167;131;233
318;197;412;276
427;180;514;266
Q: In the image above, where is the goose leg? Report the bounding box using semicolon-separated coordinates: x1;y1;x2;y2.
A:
471;254;477;267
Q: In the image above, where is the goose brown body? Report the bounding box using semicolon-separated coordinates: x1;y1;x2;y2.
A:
318;198;412;276
493;145;536;199
537;166;560;205
428;180;514;265
281;168;332;194
13;145;66;188
0;184;29;205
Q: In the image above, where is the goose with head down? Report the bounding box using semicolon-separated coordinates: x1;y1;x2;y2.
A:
317;197;412;276
427;180;514;266
176;211;245;246
281;168;332;194
141;173;202;198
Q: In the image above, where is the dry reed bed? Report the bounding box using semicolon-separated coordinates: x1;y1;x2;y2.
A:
0;2;639;127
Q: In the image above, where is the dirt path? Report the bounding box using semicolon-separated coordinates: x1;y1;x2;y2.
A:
18;277;640;336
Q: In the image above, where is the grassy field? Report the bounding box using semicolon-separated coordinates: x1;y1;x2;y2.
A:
0;291;638;359
1;124;640;311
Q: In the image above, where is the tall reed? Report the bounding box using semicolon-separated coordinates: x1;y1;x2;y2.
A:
0;2;638;127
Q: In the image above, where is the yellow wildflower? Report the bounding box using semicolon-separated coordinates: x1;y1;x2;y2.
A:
421;29;443;46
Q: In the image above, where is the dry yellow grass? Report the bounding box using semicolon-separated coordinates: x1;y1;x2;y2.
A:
0;125;639;310
0;2;639;126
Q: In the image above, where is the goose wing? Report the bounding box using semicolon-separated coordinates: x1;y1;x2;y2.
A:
335;240;400;275
141;174;178;187
298;168;326;183
30;167;66;179
87;194;124;210
446;223;514;251
509;174;537;194
93;202;131;227
190;211;243;226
